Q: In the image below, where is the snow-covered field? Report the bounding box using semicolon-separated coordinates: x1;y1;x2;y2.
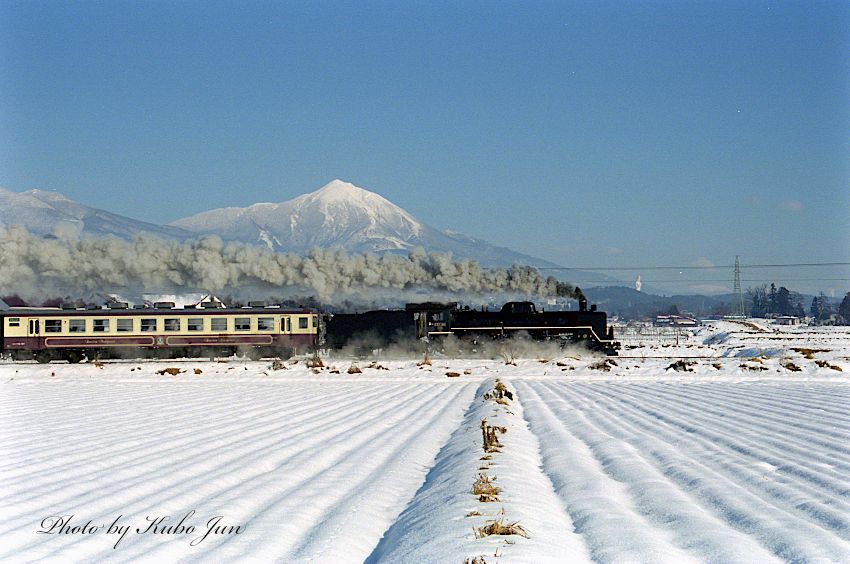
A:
1;322;849;563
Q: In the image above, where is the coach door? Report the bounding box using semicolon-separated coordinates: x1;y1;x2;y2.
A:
280;315;292;335
28;318;40;337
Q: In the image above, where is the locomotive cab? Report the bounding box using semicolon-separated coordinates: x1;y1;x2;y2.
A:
500;301;536;314
405;302;456;340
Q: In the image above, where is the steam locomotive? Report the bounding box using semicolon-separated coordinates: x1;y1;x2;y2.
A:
0;298;617;363
326;299;618;354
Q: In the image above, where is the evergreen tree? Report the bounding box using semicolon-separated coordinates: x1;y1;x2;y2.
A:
768;283;778;315
776;286;792;316
811;292;834;322
788;290;805;317
810;296;819;318
838;292;850;325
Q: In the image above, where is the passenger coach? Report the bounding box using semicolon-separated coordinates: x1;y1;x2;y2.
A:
0;302;319;363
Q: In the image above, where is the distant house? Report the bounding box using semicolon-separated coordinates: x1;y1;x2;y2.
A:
655;314;700;327
775;316;801;325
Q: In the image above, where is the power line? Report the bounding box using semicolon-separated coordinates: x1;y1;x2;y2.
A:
639;278;850;282
560;278;850;284
536;261;850;271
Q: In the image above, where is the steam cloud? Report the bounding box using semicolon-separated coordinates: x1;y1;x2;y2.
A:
0;226;583;304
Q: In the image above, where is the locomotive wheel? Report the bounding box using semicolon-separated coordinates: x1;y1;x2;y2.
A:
35;351;54;364
65;350;84;364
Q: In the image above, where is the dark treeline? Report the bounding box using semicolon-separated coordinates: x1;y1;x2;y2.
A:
748;283;850;324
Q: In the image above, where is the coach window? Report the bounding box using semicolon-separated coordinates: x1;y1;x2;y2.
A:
211;318;227;332
312;315;318;328
93;319;109;332
8;318;20;327
117;319;133;332
235;317;251;331
69;319;86;333
164;319;181;332
187;318;203;331
257;317;274;331
298;317;308;329
45;320;62;333
140;319;157;332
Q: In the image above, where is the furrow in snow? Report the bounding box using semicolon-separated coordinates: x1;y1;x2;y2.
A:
532;381;850;562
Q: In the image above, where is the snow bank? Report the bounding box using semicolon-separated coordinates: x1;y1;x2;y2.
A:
367;377;589;563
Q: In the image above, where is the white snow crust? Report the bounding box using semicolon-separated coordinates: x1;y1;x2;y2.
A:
1;321;849;562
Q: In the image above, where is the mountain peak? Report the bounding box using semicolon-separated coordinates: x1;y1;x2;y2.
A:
312;179;374;203
167;180;555;267
317;179;361;193
25;188;75;204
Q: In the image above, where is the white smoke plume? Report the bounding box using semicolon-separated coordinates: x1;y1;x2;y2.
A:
0;226;582;304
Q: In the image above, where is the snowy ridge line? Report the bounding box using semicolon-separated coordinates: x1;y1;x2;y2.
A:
577;383;850;533
156;382;476;563
601;382;850;470
366;378;589;564
520;381;850;562
0;382;421;502
1;382;436;556
569;382;850;543
0;381;329;475
0;380;476;562
515;382;708;563
670;379;850;414
673;380;850;417
594;383;850;495
569;382;850;559
29;384;454;553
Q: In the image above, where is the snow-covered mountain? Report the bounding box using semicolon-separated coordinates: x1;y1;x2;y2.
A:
0;181;622;282
170;179;558;267
0;187;194;240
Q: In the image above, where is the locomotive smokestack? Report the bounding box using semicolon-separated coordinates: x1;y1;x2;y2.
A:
579;296;588;312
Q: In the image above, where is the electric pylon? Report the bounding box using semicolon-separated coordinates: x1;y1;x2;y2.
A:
733;256;745;316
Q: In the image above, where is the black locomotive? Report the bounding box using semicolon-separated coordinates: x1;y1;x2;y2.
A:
325;299;618;355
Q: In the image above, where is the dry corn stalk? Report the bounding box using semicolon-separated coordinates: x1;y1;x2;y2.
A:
815;360;842;371
474;510;529;539
481;419;503;452
484;381;513;402
306;352;325;368
500;351;517;366
472;473;501;497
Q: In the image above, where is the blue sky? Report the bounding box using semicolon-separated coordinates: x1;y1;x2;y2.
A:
1;1;848;295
